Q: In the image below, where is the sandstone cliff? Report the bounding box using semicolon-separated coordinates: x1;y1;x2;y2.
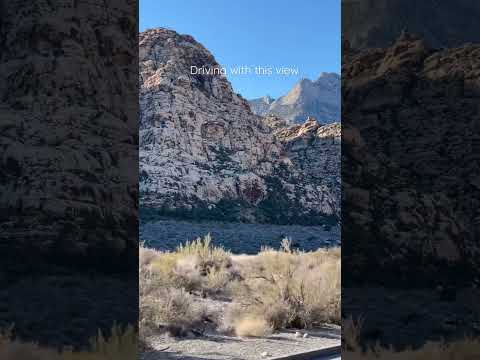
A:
140;28;340;225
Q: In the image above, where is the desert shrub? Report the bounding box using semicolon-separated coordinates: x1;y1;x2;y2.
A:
151;235;236;295
139;237;231;339
140;249;213;338
139;248;160;341
262;301;291;330
220;303;244;333
232;243;341;330
298;252;341;324
205;267;233;293
176;234;232;274
139;246;157;268
225;278;251;301
173;255;203;291
150;252;181;277
141;287;209;337
148;253;202;292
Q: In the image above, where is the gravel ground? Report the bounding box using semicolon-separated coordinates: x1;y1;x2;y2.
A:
141;326;340;360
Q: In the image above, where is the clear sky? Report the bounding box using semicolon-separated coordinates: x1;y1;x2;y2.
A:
140;0;340;99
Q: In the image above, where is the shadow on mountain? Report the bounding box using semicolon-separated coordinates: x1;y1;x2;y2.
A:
0;0;138;351
342;26;480;351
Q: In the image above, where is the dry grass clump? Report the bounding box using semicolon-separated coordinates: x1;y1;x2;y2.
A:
233;316;272;337
0;325;137;360
176;235;232;272
343;317;480;359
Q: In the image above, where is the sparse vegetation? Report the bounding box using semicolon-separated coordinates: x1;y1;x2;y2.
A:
140;235;340;342
238;244;340;329
231;239;340;330
0;325;137;360
343;317;480;359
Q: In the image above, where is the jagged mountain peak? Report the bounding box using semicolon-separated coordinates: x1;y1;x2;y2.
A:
262;95;275;103
249;95;275;115
317;72;340;81
315;72;341;89
139;28;246;107
249;72;340;124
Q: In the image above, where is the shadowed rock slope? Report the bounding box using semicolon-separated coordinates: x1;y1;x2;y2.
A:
342;0;480;49
342;32;480;284
0;0;138;270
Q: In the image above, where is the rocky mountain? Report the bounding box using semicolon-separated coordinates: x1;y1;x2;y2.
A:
0;0;138;268
139;28;340;225
0;0;138;349
342;0;480;49
249;72;340;124
342;32;480;282
274;117;340;216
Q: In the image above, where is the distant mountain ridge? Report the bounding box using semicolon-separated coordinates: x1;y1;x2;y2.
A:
248;72;340;124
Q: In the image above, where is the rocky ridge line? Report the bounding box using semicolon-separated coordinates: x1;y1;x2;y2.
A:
249;72;340;124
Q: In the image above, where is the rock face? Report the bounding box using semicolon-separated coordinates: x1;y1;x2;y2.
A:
342;32;480;282
0;0;138;269
0;0;139;348
342;0;480;49
140;28;340;225
273;117;341;220
249;72;340;124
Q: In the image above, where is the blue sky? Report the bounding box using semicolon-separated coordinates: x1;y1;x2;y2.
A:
140;0;340;99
